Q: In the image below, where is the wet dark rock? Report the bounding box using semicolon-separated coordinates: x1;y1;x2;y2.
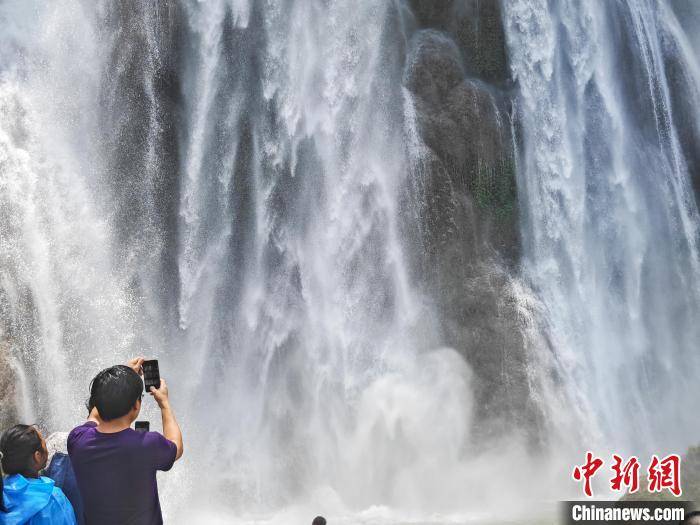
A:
660;26;700;206
408;0;510;85
684;445;700;505
0;337;19;431
401;25;541;445
404;29;518;266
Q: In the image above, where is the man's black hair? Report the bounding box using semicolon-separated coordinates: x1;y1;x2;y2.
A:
89;365;143;421
312;517;326;525
85;392;95;415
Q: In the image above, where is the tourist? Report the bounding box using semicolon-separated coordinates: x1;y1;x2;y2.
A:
45;431;85;525
68;357;183;525
0;424;77;524
312;516;327;525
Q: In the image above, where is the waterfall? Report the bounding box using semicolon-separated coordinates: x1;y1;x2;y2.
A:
0;1;487;521
503;0;700;455
1;0;700;522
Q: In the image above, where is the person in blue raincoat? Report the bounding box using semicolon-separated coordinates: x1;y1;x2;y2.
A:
1;424;76;525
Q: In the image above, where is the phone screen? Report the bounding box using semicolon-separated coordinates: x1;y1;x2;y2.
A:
142;359;160;392
135;421;150;432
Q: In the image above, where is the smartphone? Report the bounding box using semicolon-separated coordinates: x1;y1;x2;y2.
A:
135;421;150;432
142;359;160;393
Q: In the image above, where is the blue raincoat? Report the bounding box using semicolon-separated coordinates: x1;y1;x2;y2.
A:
1;474;76;525
45;453;83;525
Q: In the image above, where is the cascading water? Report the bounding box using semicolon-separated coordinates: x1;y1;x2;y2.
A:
170;0;472;515
0;1;489;522
503;0;700;456
1;0;700;523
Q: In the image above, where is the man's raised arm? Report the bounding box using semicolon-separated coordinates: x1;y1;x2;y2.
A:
149;378;184;460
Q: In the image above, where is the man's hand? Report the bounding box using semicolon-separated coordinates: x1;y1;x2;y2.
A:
149;378;170;409
150;378;183;460
126;356;145;376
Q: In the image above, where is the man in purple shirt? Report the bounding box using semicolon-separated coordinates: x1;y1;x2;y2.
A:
68;358;184;525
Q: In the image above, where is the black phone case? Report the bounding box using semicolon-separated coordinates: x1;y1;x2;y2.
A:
135;421;150;432
143;360;160;392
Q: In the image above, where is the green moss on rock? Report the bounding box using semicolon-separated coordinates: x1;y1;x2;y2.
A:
470;157;517;222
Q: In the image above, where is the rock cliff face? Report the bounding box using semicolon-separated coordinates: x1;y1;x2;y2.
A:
668;0;700;204
0;338;19;430
401;2;544;445
408;0;509;86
